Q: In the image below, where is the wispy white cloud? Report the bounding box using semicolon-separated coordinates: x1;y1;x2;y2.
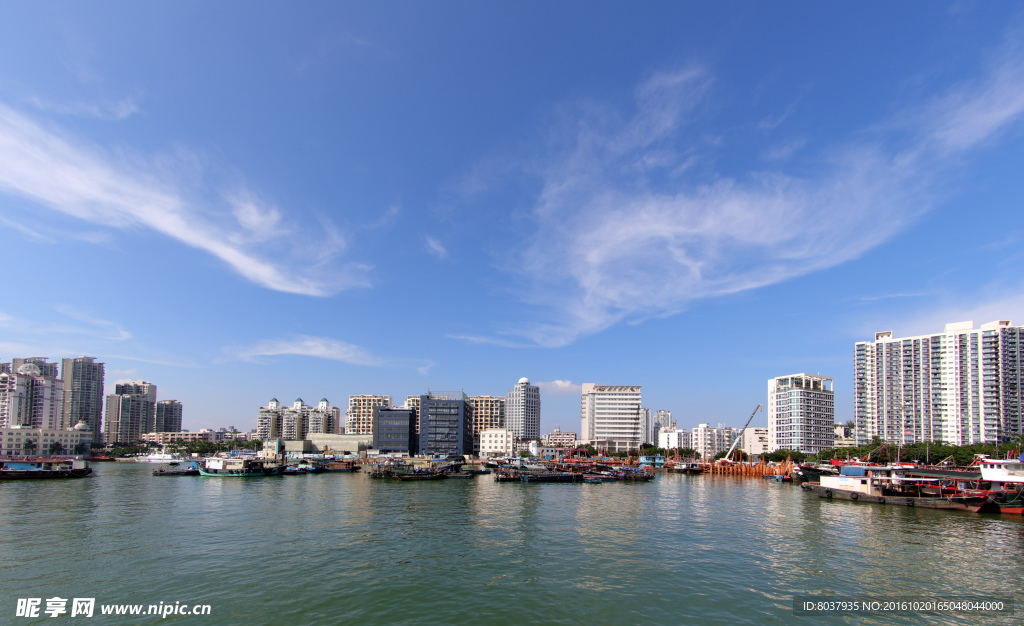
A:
27;95;141;120
53;306;132;341
0;307;132;343
535;379;582;395
229;335;383;366
475;38;1024;347
366;205;400;230
445;334;530;349
425;236;448;259
0;104;369;296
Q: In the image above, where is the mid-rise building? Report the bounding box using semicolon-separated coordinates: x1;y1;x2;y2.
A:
372;406;417;455
1;422;93;456
506;378;540;442
855;320;1024;446
154;400;183;433
61;356;105;444
479;428;515;457
258;397;338;441
0;358;64;430
768;373;835;454
833;424;856;448
691;423;733;460
658;427;691;451
419;391;474;457
346;395;392;435
404;395;422;434
580;384;643;453
544;427;577;448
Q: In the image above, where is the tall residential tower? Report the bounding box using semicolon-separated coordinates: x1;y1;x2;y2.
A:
767;373;834;454
506;378;540;442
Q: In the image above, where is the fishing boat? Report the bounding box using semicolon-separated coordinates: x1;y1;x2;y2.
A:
389;466;446;481
0;458;92;479
973;454;1024;515
197;458;282;477
321;459;361;472
519;471;581;483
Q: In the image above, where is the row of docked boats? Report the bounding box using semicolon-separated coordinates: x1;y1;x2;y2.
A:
368;459;490;480
151;457;363;477
800;454;1024;515
493;462;655;483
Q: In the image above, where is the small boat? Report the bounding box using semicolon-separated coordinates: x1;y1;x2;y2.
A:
134;450;187;464
153;463;200;477
0;458;92;479
197;458;282;477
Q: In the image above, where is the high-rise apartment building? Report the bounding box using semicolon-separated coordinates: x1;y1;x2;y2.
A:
346;395;393;435
256;397;337;441
506;378;540;441
854;320;1024;446
115;381;158;433
154;400;183;433
61;356;105;443
767;373;834;454
104;393;154;444
0;358;63;430
658;428;692;451
580;384;643;453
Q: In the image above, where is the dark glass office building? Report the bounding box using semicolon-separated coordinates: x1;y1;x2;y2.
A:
419;392;474;457
372;406;417;455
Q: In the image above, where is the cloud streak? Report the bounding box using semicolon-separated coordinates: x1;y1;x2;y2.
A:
484;42;1024;347
535;380;582;395
0;104;368;296
230;335;383;366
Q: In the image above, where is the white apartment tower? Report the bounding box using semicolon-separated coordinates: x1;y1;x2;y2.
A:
506;378;540;441
580;384;643;453
768;373;834;454
854;320;1024;446
691;423;733;460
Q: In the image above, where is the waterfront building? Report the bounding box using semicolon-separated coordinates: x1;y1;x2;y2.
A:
691;423;732;460
479;427;515;457
142;431;213;444
767;373;834;454
346;395;393;435
639;407;653;445
419;391;474;457
658;427;691;451
506;378;540;442
0;422;92;456
740;427;770;458
0;358;64;431
257;397;336;441
372;406;417;455
580;384;643;453
855;320;1024;446
544;427;577;448
404;395;421;434
154;400;183;433
61;356;105;444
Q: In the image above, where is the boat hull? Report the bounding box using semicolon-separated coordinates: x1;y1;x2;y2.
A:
810;484;986;511
0;468;92;479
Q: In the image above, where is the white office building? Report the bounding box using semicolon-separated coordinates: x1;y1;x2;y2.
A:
658;427;691;451
507;378;540;441
479;427;515;457
580;384;643;453
741;427;770;458
768;373;834;454
855;320;1024;446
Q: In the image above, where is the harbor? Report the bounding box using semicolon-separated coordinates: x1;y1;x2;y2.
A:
1;461;1020;624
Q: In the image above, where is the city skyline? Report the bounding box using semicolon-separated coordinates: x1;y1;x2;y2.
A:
2;5;1024;435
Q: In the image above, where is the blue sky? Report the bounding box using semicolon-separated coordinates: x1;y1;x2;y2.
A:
2;3;1023;434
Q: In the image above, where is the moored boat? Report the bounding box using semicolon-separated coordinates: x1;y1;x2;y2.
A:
814;465;989;511
0;458;92;479
197;458;282;477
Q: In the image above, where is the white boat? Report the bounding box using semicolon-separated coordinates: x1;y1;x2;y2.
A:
134;451;186;464
974;455;1024;489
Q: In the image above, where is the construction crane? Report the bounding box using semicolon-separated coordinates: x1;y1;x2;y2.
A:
720;404;763;463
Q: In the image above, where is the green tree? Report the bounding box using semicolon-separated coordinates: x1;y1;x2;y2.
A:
519;450;531;458
23;439;37;455
48;441;65;455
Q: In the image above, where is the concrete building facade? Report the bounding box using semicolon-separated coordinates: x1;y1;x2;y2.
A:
419;391;473;457
580;384;643;453
506;378;540;442
0;359;63;431
61;356;105;444
768;373;835;454
854;320;1024;446
346;395;393;436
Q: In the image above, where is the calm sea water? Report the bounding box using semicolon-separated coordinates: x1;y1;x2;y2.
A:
1;463;1021;624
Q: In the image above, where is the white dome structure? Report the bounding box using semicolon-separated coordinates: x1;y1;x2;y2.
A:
518;377;530;385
